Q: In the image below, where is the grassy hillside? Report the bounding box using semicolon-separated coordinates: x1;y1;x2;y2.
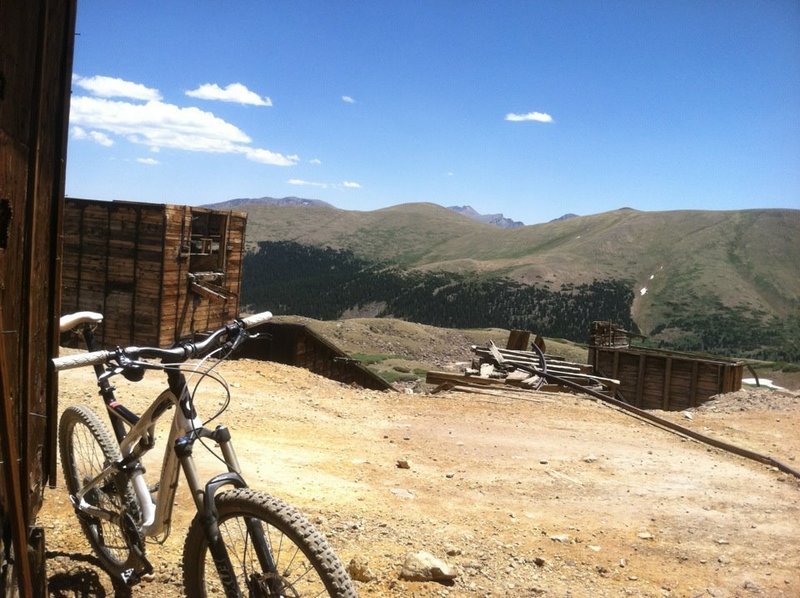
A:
219;199;800;360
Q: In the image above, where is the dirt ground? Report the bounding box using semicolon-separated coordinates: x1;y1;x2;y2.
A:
39;351;800;597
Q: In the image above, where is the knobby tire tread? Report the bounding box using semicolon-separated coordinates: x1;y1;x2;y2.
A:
58;405;142;577
182;488;357;597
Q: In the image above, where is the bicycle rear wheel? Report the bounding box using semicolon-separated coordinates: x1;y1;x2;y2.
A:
58;405;142;577
182;488;357;597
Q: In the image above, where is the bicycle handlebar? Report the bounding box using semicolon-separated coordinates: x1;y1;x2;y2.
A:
239;311;273;329
52;311;273;372
52;349;114;371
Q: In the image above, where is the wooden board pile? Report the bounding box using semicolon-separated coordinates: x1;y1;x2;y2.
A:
426;341;620;399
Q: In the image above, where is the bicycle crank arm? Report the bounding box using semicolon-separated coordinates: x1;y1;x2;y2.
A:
119;514;153;586
69;494;122;525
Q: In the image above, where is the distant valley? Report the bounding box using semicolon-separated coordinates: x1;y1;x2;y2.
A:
204;197;800;362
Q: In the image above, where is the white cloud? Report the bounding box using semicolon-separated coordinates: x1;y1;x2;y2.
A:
288;178;328;188
309;158;322;165
71;96;249;151
69;94;298;166
73;74;161;101
245;148;299;166
341;95;356;104
89;131;114;147
504;111;553;123
288;178;361;190
186;83;272;107
137;157;159;165
70;126;114;147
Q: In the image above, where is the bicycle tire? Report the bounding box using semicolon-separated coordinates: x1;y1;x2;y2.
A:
58;405;142;577
182;488;357;597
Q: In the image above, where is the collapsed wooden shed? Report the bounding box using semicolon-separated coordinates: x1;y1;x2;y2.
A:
237;321;393;391
61;198;246;347
588;321;744;410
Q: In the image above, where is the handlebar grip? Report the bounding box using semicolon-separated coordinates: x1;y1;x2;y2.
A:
52;350;112;371
239;311;273;330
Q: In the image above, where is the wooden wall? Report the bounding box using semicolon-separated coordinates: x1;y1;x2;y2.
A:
237;322;394;391
589;346;743;410
162;205;245;344
62;199;167;346
61;199;246;348
0;0;77;594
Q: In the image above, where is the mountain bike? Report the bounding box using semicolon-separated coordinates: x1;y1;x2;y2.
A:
53;310;357;597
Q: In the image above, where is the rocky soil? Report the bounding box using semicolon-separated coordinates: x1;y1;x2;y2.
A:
39;346;800;597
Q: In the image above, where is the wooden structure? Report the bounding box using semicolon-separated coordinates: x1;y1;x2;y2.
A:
1;1;78;595
61;198;247;347
427;340;617;397
588;321;743;410
237;322;393;391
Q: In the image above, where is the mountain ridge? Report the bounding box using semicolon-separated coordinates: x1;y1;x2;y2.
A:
205;196;527;229
446;205;524;228
202;197;800;360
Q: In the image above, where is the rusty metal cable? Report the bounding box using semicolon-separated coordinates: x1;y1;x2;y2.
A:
488;345;800;481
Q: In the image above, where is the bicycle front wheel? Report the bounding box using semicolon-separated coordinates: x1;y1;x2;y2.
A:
58;405;141;577
182;488;357;597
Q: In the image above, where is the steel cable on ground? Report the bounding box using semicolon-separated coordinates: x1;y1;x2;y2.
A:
543;369;800;481
486;344;800;481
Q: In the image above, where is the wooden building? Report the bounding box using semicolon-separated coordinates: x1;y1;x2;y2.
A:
1;1;78;595
588;321;743;411
238;321;394;391
61;198;247;347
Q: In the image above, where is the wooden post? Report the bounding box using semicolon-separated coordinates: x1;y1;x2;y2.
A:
635;354;647;408
0;309;34;598
506;329;531;351
662;357;673;410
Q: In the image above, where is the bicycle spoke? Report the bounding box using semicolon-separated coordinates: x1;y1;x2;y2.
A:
60;406;141;576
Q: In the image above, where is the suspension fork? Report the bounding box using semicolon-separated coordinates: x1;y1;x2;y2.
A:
175;425;246;597
175;417;279;594
167;361;261;595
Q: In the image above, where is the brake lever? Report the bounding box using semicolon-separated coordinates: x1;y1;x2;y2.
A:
98;366;124;383
229;330;248;353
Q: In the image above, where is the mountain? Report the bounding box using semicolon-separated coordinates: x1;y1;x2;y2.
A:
205;196;336;210
206;198;800;361
550;213;579;222
447;205;524;228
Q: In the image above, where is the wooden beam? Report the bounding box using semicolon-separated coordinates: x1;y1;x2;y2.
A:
636;354;647;408
0;308;34;598
690;361;699;408
662;357;673;410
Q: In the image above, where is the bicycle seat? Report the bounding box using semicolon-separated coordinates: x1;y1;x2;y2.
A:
59;311;103;333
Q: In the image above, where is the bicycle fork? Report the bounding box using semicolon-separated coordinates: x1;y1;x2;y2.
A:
176;424;280;597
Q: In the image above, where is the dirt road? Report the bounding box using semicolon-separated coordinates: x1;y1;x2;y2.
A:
40;356;800;597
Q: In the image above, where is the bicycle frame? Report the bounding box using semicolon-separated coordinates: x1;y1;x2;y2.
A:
72;326;246;541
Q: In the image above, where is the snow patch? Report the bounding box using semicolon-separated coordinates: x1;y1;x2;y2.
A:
742;378;786;390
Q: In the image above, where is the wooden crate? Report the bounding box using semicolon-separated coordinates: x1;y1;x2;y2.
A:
61;198;246;348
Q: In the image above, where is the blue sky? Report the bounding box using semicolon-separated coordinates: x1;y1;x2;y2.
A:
66;1;799;224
